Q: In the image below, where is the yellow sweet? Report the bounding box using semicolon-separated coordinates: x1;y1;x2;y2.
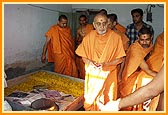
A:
4;71;84;97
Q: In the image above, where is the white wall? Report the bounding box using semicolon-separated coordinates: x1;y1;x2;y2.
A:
72;3;164;42
4;4;72;71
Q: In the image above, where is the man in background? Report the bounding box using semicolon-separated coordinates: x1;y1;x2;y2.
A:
41;15;78;78
119;27;157;111
107;13;126;34
126;8;154;46
107;13;129;51
76;15;94;79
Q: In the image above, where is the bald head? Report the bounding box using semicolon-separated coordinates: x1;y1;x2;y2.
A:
94;13;108;22
93;13;108;35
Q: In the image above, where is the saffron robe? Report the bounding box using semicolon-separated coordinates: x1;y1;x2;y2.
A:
113;29;129;52
147;32;164;72
142;32;164;111
113;29;129;99
76;29;126;110
119;41;153;111
45;24;78;78
133;70;160;111
85;24;94;36
116;23;126;34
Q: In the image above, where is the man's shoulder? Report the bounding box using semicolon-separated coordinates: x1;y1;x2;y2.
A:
50;24;57;27
143;22;153;28
126;23;134;28
86;24;94;29
110;30;122;37
87;23;93;26
76;27;81;33
84;30;95;38
88;29;95;34
129;41;141;51
46;25;58;33
50;24;58;29
117;23;126;29
86;30;95;39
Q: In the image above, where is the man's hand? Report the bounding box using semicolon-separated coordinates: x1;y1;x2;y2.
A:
96;99;121;111
41;55;46;63
93;62;102;68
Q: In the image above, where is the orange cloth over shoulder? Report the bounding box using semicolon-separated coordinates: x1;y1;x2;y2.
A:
121;41;153;81
147;32;164;72
116;23;126;34
85;24;94;35
120;41;152;96
113;29;129;51
45;24;78;78
76;29;126;65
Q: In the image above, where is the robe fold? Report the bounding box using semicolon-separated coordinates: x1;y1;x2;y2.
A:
114;30;129;52
116;23;126;34
121;41;153;82
45;24;78;78
147;32;164;72
85;24;94;35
